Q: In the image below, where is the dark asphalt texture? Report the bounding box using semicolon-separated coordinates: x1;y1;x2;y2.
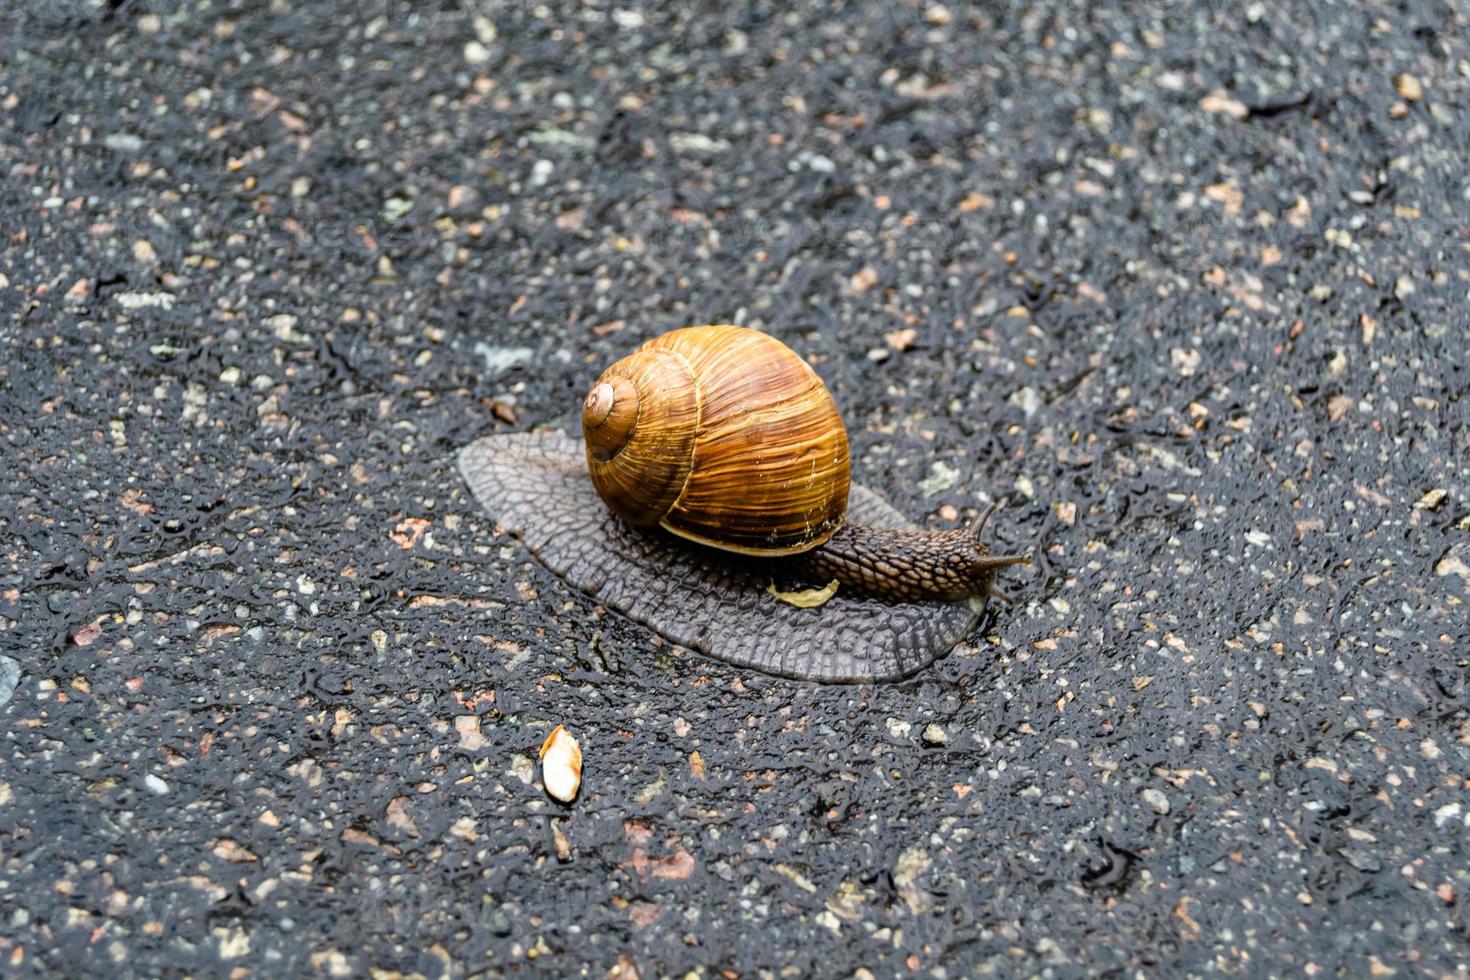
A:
3;0;1468;976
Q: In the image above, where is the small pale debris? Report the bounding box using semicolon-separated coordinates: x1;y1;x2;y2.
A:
1360;313;1378;346
1414;488;1447;511
885;327;917;351
633;776;666;804
449;816;477;842
886;718;912;738
212;839;259;863
628;903;660;930
386;796;421;838
1394;72;1423;101
554;207;584;231
1244;529;1272;548
921;724;947;746
0;656;19;707
669;132;730;154
473;342;534;375
145;774;169;795
1009;386;1042;417
776;863;818;892
1200;92;1249;120
1286;196;1313;228
464;40;492;64
104;132;144;153
1435;552;1469;581
216;926;251;959
1369;956;1399;978
1141;787;1170;814
382;196;414;221
456;715;488;751
551;823;572;861
1204;182;1244;215
1171;897;1202;941
918;460;961;496
957;191;994;211
508;754;535;785
849;266;879;293
116;291;176;310
540;725;583;803
893;846;932;914
448;184;477;210
767;579;839;608
1170;347;1202;377
267;313;309;344
390;517;430;550
797;151;836;173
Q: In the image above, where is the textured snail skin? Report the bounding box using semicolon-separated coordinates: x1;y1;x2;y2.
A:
459;431;985;683
793;524;1029;603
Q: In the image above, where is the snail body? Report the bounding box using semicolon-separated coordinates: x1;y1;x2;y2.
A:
581;325;1027;603
458;326;1027;682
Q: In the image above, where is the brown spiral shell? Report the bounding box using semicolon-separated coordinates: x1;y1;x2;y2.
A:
581;325;851;556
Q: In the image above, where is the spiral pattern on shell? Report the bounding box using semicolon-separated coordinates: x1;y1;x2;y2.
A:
581;325;851;556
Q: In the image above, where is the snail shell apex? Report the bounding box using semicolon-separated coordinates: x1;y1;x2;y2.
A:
582;325;851;556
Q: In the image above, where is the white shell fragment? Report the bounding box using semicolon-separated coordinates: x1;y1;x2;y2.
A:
539;725;583;803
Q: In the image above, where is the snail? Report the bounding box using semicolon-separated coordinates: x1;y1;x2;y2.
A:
459;325;1027;682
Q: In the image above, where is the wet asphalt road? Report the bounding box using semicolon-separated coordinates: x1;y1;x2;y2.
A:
2;0;1468;976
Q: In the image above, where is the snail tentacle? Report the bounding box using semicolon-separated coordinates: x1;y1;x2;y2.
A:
971;499;1001;539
